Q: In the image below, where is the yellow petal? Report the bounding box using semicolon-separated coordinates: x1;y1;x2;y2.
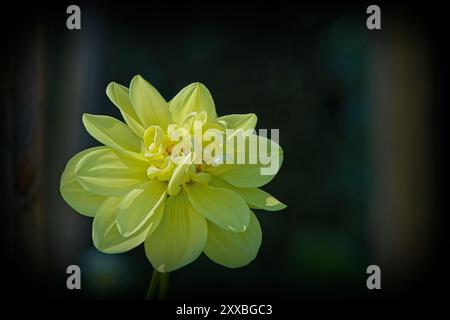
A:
217;113;257;131
147;158;175;181
129;75;172;129
186;182;249;232
106;82;145;137
92;197;163;253
169;83;217;124
189;168;211;183
143;125;164;151
75;147;148;197
167;154;192;196
145;191;207;273
60;147;107;216
210;177;286;211
204;210;261;268
218;135;283;188
116;180;167;237
82;113;145;160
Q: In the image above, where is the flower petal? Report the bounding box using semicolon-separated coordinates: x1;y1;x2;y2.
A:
217;113;257;131
210;177;286;211
60;147;107;216
116;180;167;237
82;113;145;160
186;182;250;232
92;197;163;254
169;83;217;124
218;135;283;188
75;147;148;197
167;153;193;196
145;191;207;273
106;82;145;137
129;75;172;129
204;210;261;268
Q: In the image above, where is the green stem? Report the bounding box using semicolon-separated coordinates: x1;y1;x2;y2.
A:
145;270;160;300
158;272;169;300
145;270;170;300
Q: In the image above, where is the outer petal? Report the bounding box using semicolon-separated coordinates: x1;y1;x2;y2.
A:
75;147;148;197
204;210;262;268
129;75;172;130
82;113;145;160
106;82;145;137
210;177;286;211
186;182;250;232
145;191;207;273
116;180;167;237
60;147;106;216
217;113;257;131
92;197;164;253
169;83;217;124
218;135;283;188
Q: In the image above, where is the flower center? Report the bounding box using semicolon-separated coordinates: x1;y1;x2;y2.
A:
143;123;216;196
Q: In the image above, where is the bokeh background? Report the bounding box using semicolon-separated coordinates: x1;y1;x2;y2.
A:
1;1;447;299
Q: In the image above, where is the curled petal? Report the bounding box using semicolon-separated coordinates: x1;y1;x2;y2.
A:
143;125;164;151
167;154;192;196
147;158;175;181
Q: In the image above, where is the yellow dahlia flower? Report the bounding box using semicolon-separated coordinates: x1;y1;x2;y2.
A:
60;75;286;273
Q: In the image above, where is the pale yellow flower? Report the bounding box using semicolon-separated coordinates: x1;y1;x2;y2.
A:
60;75;286;272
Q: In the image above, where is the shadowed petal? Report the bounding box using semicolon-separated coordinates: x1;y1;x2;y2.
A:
93;197;163;253
204;210;261;268
210;177;286;211
217;135;283;188
75;147;148;197
60;147;107;216
116;180;167;237
186;182;250;232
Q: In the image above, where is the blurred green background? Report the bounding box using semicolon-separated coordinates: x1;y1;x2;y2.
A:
2;1;445;299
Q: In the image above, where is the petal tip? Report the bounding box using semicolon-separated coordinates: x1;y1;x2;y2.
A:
132;74;146;84
82;112;94;122
190;82;210;93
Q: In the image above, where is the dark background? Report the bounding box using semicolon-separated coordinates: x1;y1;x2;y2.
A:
1;1;448;299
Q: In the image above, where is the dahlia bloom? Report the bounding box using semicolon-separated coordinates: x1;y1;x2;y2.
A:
60;75;286;273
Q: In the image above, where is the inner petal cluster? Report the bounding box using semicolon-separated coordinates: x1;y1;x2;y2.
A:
143;111;227;196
